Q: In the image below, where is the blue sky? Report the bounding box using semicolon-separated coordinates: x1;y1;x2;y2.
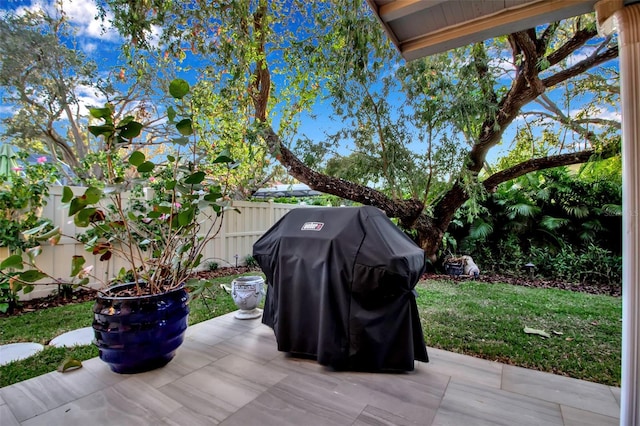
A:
0;0;622;171
0;0;345;154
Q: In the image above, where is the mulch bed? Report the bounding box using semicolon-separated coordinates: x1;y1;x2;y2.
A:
2;267;620;317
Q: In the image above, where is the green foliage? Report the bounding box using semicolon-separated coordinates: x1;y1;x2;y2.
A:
529;244;622;285
446;166;622;285
0;80;240;298
0;153;59;250
244;255;258;268
0;154;59;312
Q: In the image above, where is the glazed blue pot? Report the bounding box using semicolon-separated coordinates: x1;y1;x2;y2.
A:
92;283;189;374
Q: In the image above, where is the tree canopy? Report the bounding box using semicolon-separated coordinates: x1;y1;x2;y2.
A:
12;0;621;257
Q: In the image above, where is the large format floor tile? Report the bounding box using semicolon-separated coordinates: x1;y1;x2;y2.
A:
0;312;621;425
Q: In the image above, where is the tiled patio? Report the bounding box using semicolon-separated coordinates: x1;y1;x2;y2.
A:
0;312;620;425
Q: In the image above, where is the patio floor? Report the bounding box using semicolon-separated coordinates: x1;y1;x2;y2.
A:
0;312;620;425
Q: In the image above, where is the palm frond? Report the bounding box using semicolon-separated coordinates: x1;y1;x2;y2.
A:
582;219;604;232
601;204;622;216
564;205;590;218
507;203;540;218
539;215;570;231
469;218;493;240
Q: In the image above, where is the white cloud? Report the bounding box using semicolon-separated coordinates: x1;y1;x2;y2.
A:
0;105;15;115
58;0;120;41
81;41;98;54
12;0;120;42
75;84;107;115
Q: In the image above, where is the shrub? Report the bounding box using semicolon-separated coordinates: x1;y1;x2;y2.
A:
244;254;258;268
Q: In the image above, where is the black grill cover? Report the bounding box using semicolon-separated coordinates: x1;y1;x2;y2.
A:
253;206;428;371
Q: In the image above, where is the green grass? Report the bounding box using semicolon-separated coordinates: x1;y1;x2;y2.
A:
0;273;253;388
1;276;622;388
416;279;622;386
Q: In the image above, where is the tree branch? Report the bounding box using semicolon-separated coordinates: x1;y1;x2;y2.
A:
262;125;424;227
482;142;620;192
543;46;618;88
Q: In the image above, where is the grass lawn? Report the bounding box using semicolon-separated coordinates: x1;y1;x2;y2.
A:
1;276;622;388
416;279;622;386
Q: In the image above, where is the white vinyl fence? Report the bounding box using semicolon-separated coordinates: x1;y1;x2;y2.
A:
12;186;306;300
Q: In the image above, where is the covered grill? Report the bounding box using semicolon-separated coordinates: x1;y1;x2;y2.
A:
253;206;428;371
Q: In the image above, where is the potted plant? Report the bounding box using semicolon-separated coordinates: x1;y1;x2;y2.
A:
0;79;238;373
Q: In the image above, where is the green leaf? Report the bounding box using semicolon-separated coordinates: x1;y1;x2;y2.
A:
35;226;60;241
169;79;190;99
172;137;190;146
204;192;222;202
178;209;194;226
167;155;176;162
137;161;155;173
18;270;47;283
57;358;83;373
118;115;135;127
21;221;50;236
213;149;234;163
61;186;74;203
118;121;143;139
88;125;113;137
128;151;146;167
75;208;96;227
167;106;177;122
89;107;112;119
68;198;85;216
155;205;172;214
176;119;193;136
1;255;24;270
26;246;41;260
184;171;205;184
70;255;86;277
83;187;102;204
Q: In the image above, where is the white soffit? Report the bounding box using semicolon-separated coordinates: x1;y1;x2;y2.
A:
366;0;600;60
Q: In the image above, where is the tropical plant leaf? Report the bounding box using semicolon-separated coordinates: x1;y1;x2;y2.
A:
601;203;622;216
507;203;540;218
539;215;569;231
565;205;589;218
469;219;493;240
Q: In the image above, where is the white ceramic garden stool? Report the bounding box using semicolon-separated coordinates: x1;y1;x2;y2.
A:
231;276;265;319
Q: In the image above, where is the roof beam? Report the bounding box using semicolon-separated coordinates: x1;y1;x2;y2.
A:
378;0;447;21
370;0;598;61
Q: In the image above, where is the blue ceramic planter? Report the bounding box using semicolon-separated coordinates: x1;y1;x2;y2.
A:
92;283;189;374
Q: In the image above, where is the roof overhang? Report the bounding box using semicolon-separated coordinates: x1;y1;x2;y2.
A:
366;0;600;61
